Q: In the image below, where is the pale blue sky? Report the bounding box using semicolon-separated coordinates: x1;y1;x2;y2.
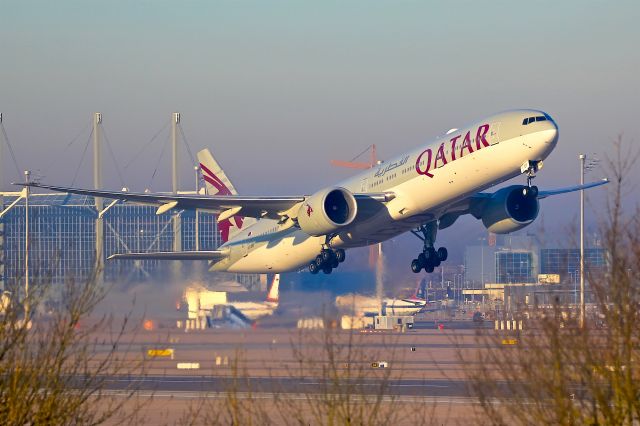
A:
1;0;638;245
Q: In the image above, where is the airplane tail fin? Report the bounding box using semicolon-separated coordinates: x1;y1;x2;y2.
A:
266;274;280;304
417;278;427;301
197;148;256;243
197;148;239;196
406;278;428;302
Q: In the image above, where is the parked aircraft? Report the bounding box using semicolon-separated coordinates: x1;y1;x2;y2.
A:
185;274;280;321
24;110;607;274
231;273;280;320
336;278;429;316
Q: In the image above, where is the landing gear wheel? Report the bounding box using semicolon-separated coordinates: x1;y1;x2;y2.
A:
410;222;449;274
437;247;448;262
424;247;437;262
310;246;346;274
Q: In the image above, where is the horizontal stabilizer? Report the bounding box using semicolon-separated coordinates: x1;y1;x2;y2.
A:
108;251;226;261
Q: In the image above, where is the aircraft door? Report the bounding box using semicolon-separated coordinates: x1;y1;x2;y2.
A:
360;178;368;192
488;122;502;145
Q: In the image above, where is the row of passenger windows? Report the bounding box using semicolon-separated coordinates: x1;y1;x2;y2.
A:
522;116;547;125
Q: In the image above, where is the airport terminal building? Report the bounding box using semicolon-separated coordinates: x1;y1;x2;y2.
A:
0;192;259;293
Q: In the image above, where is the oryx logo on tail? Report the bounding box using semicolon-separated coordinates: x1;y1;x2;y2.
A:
197;148;256;243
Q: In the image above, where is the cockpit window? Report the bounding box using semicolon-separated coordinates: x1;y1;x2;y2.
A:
522;115;547;125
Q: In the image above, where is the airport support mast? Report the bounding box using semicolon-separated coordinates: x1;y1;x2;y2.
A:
0;113;3;292
94;113;104;284
172;113;182;278
579;153;586;328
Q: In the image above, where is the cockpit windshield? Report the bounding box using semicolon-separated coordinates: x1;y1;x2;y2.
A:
522;115;548;125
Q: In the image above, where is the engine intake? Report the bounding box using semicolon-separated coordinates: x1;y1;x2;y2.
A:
297;187;358;236
481;185;539;234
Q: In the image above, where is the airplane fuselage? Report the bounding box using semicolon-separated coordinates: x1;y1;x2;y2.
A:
212;109;558;273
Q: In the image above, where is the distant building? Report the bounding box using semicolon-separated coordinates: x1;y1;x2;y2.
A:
539;248;607;282
464;234;540;286
495;250;537;284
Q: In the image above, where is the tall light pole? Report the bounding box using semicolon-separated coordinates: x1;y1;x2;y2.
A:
24;170;30;320
579;154;599;327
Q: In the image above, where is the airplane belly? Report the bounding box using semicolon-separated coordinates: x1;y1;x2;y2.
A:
223;231;324;273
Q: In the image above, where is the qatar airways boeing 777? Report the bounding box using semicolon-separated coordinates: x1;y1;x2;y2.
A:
23;110;607;275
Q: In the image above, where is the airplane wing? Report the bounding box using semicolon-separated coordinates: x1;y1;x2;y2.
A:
19;183;392;222
536;179;609;199
107;251;226;261
438;179;609;229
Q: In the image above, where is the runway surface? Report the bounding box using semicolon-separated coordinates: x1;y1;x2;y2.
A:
99;374;470;397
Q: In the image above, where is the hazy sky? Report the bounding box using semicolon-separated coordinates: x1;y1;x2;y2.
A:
1;0;638;248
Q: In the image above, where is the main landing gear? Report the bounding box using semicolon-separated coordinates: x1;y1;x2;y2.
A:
410;222;448;274
411;247;448;274
309;248;346;275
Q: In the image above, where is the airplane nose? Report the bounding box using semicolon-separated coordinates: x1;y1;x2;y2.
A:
544;114;559;145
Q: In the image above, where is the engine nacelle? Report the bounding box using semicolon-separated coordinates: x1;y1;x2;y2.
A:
297;187;358;236
481;185;539;234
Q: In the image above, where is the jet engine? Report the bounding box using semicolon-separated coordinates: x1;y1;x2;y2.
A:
481;185;539;234
297;187;358;236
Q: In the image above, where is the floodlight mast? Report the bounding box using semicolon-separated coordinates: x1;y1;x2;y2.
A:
24;170;30;320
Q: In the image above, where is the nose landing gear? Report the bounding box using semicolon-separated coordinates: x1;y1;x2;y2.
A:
521;160;542;193
308;248;346;274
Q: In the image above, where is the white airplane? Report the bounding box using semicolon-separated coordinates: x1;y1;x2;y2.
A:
187;274;280;321
24;109;607;275
336;279;428;316
231;273;280;320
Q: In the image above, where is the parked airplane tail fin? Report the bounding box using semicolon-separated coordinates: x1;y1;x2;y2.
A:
406;278;428;302
197;148;257;243
266;274;280;304
417;278;427;300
